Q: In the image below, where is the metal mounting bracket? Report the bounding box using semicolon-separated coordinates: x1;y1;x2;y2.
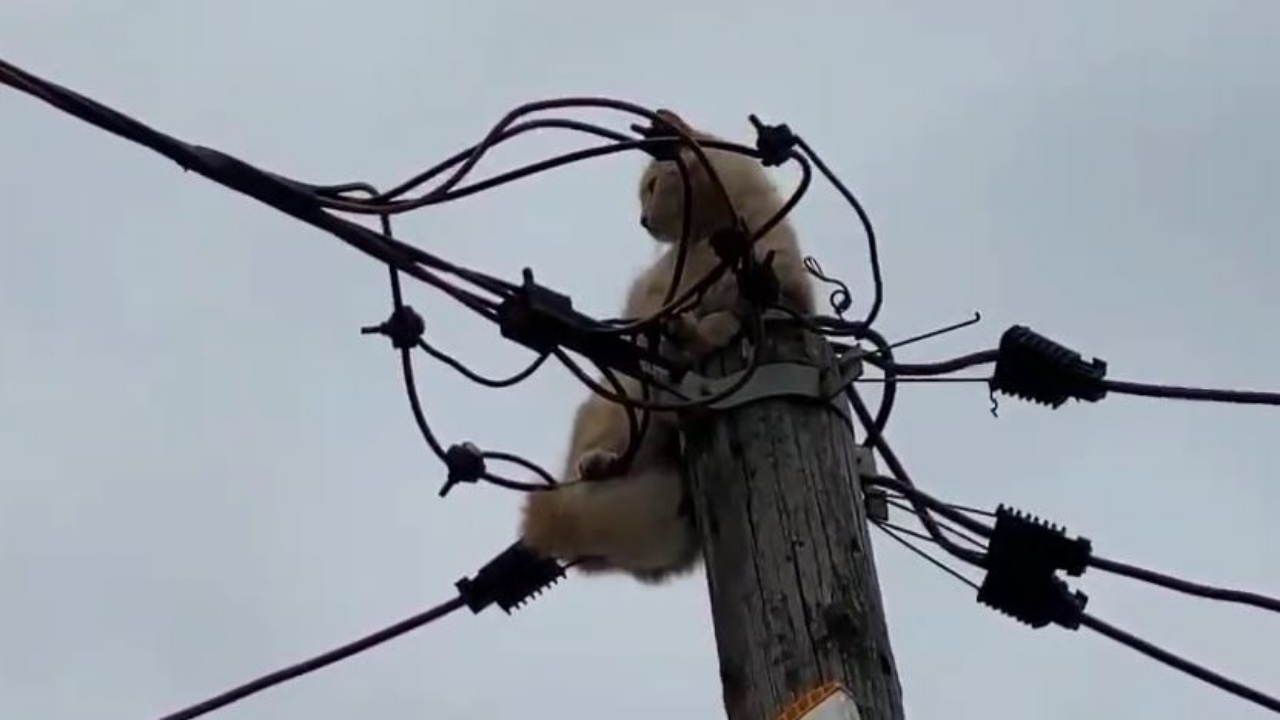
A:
659;344;868;423
854;446;889;523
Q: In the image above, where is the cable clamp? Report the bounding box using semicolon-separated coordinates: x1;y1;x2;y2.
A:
748;113;798;167
990;325;1108;408
438;442;486;497
361;304;425;349
978;505;1093;629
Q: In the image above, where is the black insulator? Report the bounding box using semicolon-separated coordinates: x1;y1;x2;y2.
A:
990;325;1107;408
456;541;567;614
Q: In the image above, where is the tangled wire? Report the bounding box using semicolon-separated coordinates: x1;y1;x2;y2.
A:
4;56;1280;719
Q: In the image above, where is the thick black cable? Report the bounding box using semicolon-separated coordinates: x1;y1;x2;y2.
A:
1078;613;1280;715
479;450;558;490
398;346;557;493
659;156;696;307
425;98;740;210
594;360;647;474
867;349;999;377
846;325;898;444
793;137;883;327
846;388;987;567
417;340;550;389
156;596;467;720
884;492;996;520
1102;378;1280;406
1091;556;1280;615
584;143;814;337
551;310;768;414
0;61;514;317
399;346;450;462
762;304;899;445
315;118;634;210
862;474;997;541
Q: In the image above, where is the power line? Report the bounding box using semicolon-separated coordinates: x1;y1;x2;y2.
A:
1079;614;1280;714
1091;555;1280;615
1102;378;1280;406
876;495;1280;716
156;597;467;720
3;53;1278;718
155;542;565;720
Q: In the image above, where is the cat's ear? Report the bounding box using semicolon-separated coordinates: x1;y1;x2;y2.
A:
653;108;693;132
652;108;706;142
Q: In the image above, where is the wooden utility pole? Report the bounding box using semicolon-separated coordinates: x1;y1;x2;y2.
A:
680;320;905;720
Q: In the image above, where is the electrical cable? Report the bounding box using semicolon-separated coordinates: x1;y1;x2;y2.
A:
12;50;1280;719
1078;613;1280;715
1091;556;1280;615
872;520;980;590
417;340;550;389
793;136;883;327
1102;378;1280;406
881;496;1280;715
846;388;987;566
882;495;988;550
155;596;467;720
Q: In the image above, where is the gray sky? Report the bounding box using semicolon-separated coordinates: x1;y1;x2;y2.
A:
2;2;1277;719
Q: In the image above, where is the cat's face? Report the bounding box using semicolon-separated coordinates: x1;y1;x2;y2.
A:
637;144;739;245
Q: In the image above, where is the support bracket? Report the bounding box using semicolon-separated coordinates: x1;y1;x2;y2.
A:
657;343;868;424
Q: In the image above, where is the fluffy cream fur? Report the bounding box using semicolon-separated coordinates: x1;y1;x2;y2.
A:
519;110;816;584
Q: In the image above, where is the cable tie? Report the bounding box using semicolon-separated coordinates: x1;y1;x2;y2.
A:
990;325;1108;408
455;541;567;614
747;114;797;167
360;304;425;350
439;441;485;497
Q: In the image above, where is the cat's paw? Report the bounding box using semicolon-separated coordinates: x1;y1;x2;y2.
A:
576;448;621;481
661;311;700;345
694;311;742;352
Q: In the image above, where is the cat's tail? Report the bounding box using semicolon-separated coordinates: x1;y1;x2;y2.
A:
519;464;699;581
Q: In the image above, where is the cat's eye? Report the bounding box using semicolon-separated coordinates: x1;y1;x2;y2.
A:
645;176;657;195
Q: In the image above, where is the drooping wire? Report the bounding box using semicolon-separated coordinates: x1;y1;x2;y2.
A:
417;340;550;389
1077;614;1280;715
1101;378;1280;406
1090;556;1280;615
156;596;467;720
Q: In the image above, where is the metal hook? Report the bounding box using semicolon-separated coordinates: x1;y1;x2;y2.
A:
886;311;982;353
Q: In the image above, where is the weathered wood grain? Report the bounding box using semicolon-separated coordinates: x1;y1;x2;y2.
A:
681;323;904;720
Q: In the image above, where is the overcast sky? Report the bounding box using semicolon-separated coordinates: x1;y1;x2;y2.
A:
2;2;1278;719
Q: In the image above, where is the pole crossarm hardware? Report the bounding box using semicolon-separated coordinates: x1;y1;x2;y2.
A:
659;352;862;422
6;56;1280;719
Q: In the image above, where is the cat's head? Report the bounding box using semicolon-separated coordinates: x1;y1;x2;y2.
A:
637;110;777;245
